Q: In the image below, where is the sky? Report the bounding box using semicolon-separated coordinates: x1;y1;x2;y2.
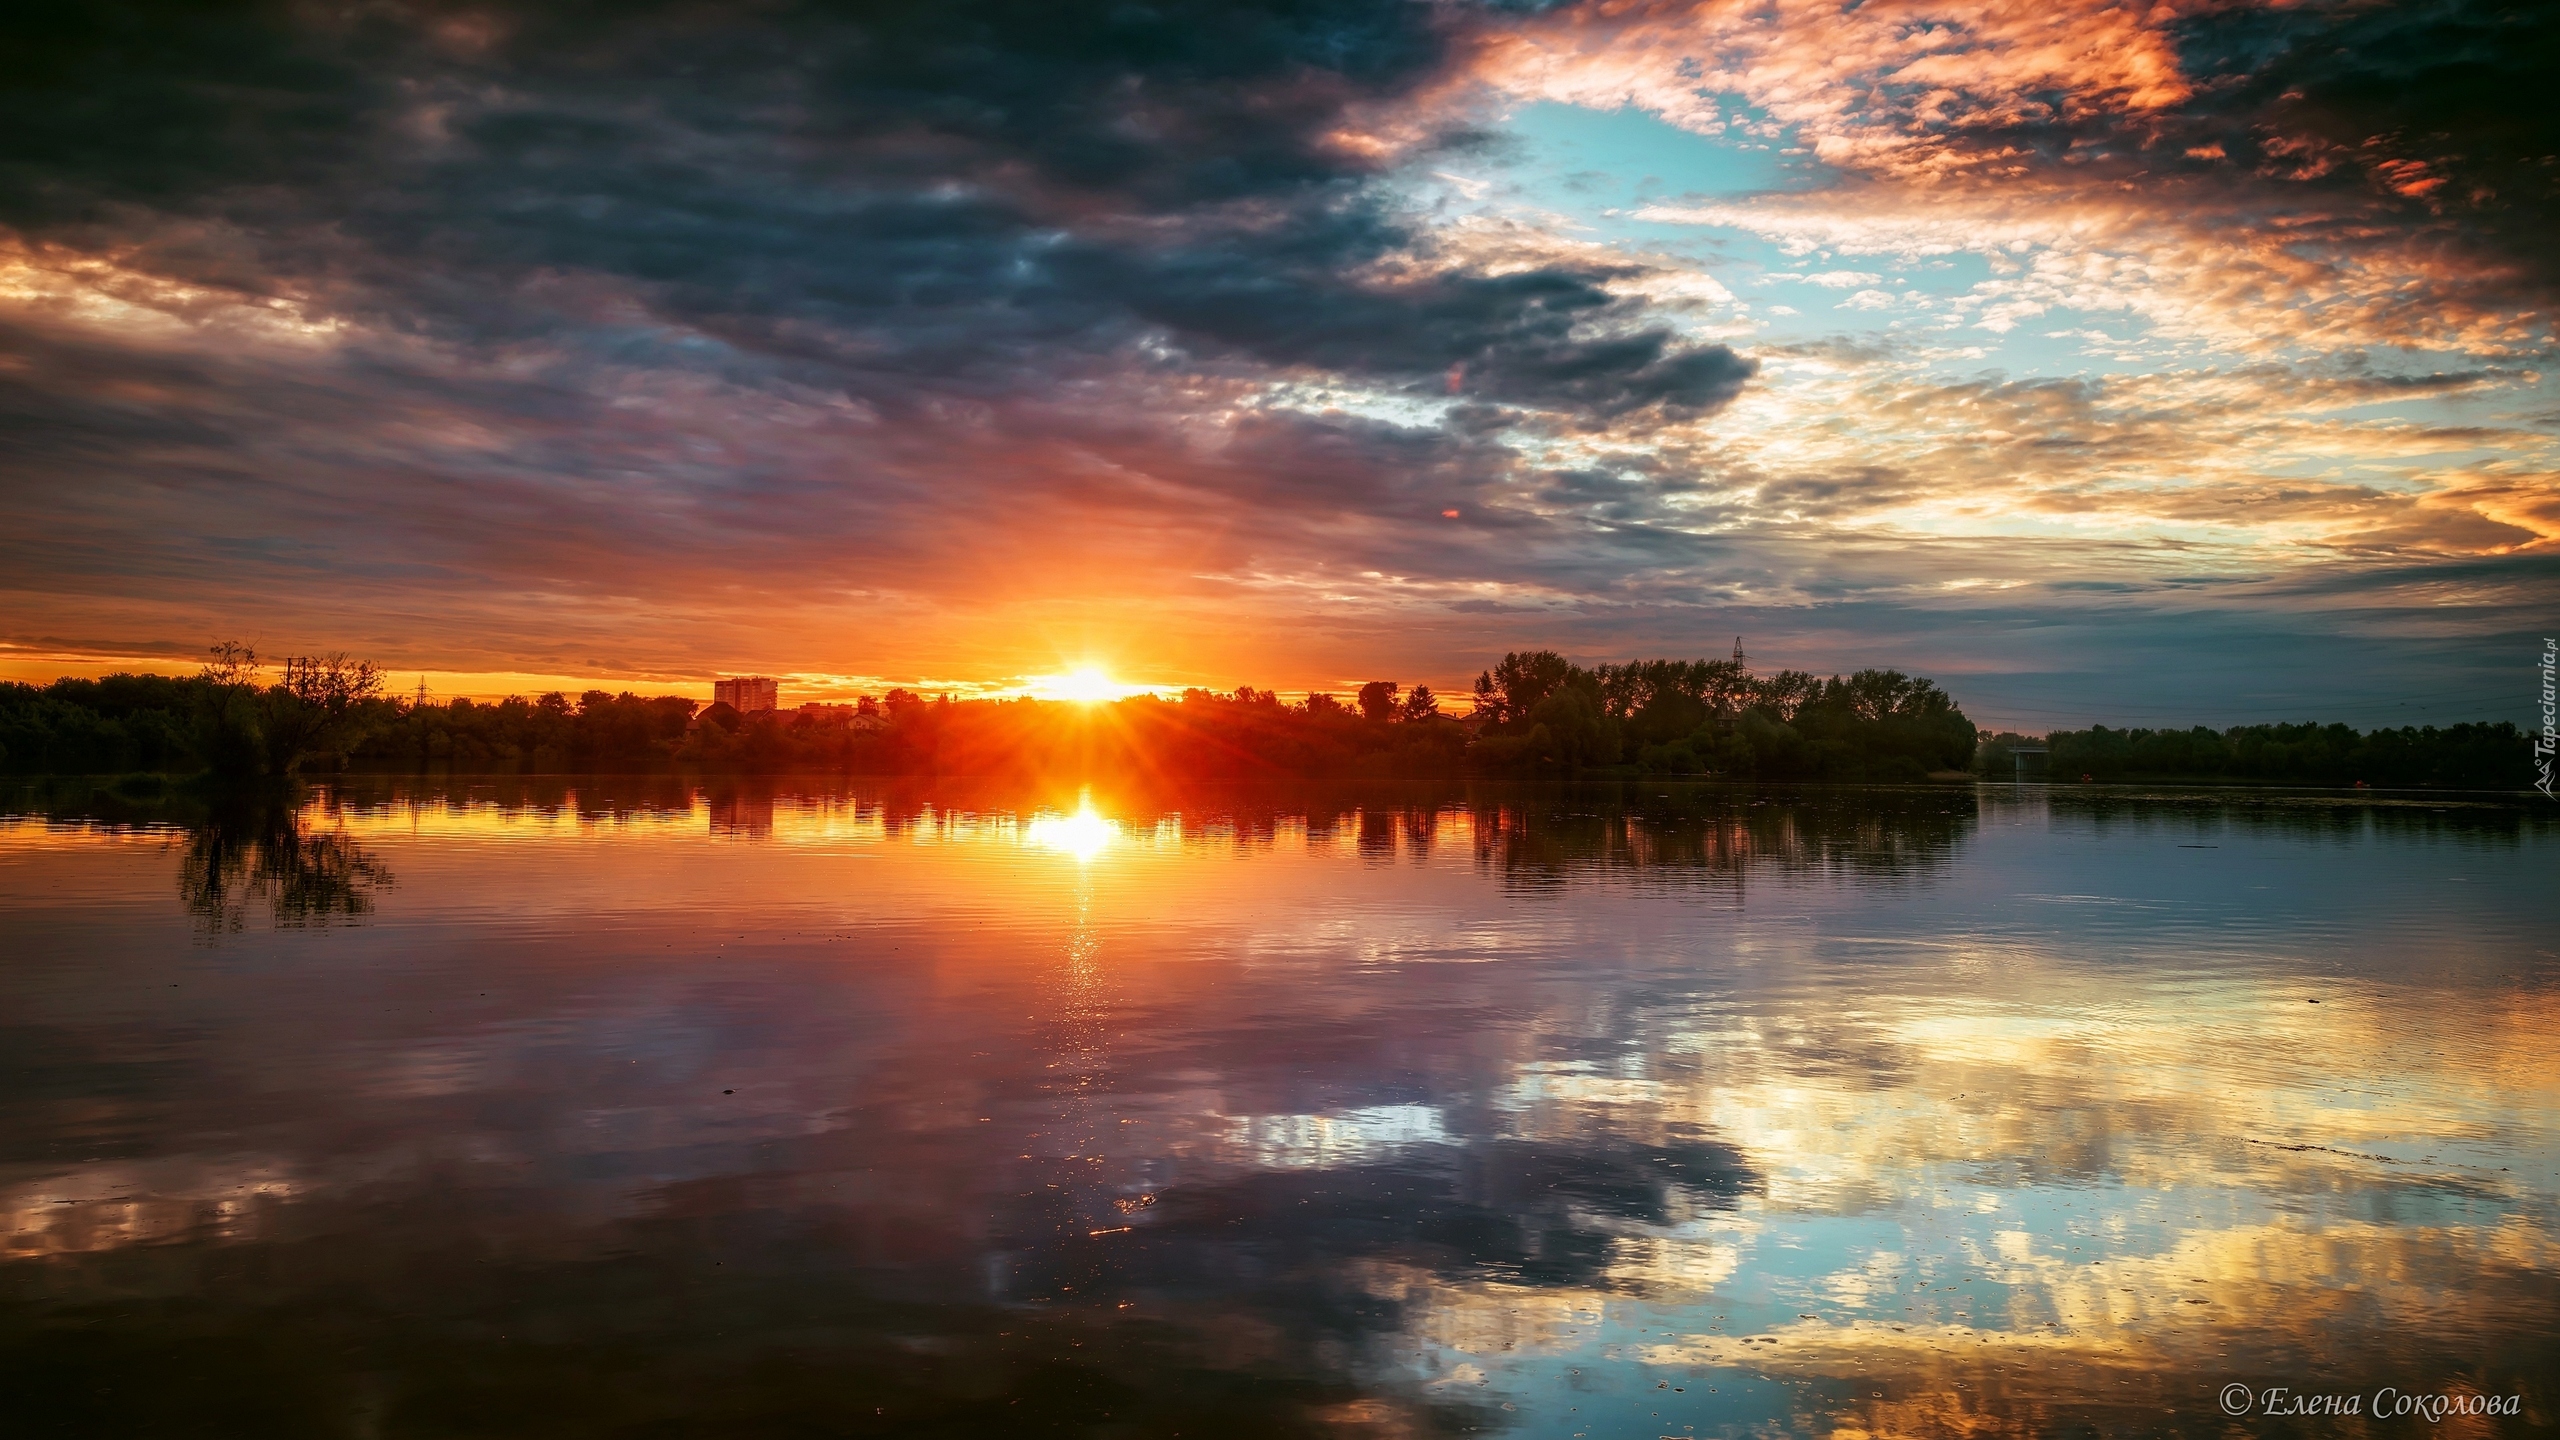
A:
1;0;2554;728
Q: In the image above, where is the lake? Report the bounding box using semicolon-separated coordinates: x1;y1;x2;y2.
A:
4;777;2555;1437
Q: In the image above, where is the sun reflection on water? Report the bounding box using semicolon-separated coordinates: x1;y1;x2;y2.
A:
1022;798;1117;862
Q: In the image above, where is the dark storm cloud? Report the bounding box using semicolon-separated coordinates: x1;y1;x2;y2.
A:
1092;249;1755;415
0;2;376;222
0;0;1747;417
2168;0;2560;292
0;0;1423;220
1209;409;1525;517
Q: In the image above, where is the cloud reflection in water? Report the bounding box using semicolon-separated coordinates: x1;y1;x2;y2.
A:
0;778;2552;1436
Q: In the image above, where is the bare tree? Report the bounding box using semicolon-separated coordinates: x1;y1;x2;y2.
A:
199;640;260;689
280;652;384;715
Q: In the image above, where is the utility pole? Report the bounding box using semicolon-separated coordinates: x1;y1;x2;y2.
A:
414;675;430;711
1732;636;1747;669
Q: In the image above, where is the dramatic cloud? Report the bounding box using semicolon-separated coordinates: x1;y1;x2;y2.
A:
0;0;2552;722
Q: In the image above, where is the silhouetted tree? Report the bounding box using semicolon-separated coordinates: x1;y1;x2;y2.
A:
194;641;268;776
1472;650;1575;724
1356;680;1399;723
260;652;386;773
2016;720;2532;789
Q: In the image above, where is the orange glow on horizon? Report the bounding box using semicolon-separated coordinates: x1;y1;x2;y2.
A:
1027;666;1144;704
0;643;1479;716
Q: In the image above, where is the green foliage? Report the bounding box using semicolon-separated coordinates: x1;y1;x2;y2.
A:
2013;721;2534;789
1591;656;1753;746
1474;654;1974;781
1470;650;1577;726
359;690;701;769
0;645;391;778
0;672;204;774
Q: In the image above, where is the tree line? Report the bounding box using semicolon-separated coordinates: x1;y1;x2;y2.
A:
1465;650;1976;781
1975;722;2535;790
0;642;2536;790
0;646;385;779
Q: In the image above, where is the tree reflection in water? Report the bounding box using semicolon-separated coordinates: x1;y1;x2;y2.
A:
176;792;392;936
1461;784;1973;890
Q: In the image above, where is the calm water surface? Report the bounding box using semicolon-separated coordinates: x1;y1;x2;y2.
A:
4;778;2556;1437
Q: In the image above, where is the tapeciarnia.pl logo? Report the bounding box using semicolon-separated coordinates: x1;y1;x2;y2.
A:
2538;636;2556;799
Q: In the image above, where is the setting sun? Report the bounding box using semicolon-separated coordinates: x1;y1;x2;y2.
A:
1031;666;1131;704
